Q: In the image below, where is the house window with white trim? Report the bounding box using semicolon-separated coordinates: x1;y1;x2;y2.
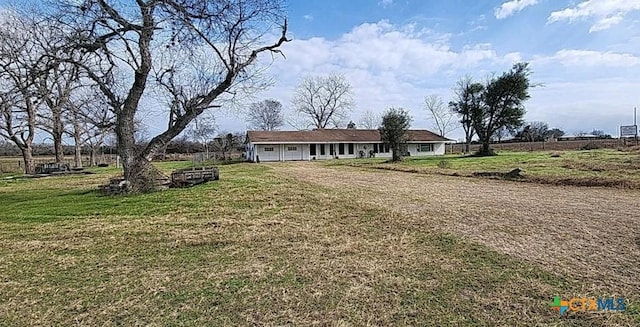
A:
417;144;434;152
264;147;274;152
287;146;297;151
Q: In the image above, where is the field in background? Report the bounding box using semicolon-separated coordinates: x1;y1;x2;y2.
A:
450;138;637;153
0;155;118;175
0;152;243;175
1;157;639;325
331;149;640;188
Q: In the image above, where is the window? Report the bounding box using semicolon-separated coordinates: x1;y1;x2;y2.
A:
373;143;378;153
378;143;385;153
338;143;345;155
320;144;326;155
348;143;354;155
418;144;434;152
385;144;390;153
264;147;274;152
329;144;335;155
310;144;317;156
287;146;297;151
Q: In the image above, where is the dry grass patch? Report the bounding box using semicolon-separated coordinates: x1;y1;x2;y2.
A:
342;149;640;189
1;162;638;325
273;163;640;325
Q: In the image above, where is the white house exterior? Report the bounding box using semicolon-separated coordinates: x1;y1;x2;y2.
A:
245;129;452;162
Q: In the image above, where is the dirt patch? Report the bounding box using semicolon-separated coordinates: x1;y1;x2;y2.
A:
271;162;640;297
528;176;640;188
348;162;640;189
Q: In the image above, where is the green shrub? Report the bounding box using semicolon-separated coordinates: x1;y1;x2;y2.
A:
437;160;451;169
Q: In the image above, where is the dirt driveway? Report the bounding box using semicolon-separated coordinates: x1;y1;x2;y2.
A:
271;162;640;296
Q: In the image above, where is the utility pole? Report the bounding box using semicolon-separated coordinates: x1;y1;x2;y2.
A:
635;107;638;146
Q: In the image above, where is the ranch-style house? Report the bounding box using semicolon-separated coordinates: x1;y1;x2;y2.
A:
245;129;452;162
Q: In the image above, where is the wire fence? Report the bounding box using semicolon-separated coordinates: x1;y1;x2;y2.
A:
0;155;119;174
451;139;636;153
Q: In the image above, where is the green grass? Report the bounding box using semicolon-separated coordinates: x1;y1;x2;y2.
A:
0;161;637;325
327;149;640;188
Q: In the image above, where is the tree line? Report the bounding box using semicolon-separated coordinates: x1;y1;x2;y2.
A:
247;63;535;160
0;0;289;192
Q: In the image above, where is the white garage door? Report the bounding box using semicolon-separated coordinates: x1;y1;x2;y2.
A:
259;145;280;161
284;145;303;161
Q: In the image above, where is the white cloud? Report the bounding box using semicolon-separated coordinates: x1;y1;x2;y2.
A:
213;20;639;139
534;49;640;67
503;52;523;63
242;21;527;133
588;14;623;32
303;14;313;21
494;0;539;19
379;0;393;8
548;0;640;32
467;14;488;32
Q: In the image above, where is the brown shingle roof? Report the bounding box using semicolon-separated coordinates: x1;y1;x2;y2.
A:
247;129;451;143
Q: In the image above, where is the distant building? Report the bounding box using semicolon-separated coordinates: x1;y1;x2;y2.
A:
245;129;452;162
557;134;599;141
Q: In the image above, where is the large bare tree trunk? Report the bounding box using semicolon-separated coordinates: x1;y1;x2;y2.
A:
463;127;474;154
117;4;157;192
72;120;83;168
117;110;139;181
117;106;162;193
479;140;493;156
89;147;96;167
52;107;64;162
74;142;82;168
21;147;35;175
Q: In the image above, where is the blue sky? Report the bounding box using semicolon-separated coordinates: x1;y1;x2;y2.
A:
224;0;640;140
3;0;639;141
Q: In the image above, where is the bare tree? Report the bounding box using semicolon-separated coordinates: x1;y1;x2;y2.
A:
0;12;41;174
187;114;217;156
515;121;548;150
358;110;380;129
424;94;457;137
525;121;549;142
292;73;354;129
449;76;483;153
212;131;244;161
492;126;511;142
35;63;85;163
547;128;565;139
246;99;284;131
0;8;92;166
65;90;115;167
50;0;289;192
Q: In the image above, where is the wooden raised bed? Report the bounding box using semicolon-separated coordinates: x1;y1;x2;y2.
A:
171;166;219;187
35;162;70;174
